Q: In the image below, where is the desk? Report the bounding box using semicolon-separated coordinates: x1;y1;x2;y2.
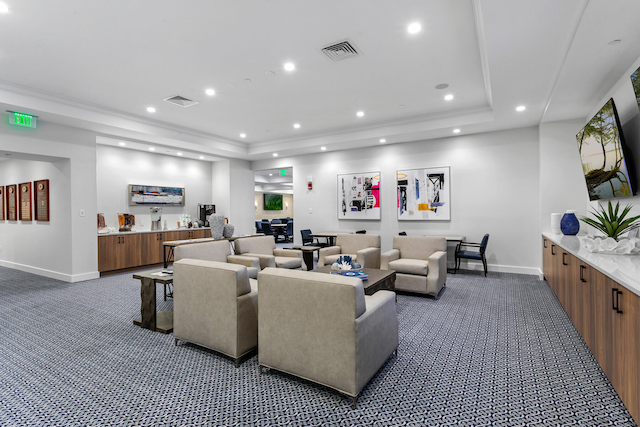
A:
132;270;174;334
271;223;287;242
310;232;341;247
284;246;320;270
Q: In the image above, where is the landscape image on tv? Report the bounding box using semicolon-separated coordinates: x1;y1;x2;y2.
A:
576;98;634;200
264;194;283;210
631;65;640;111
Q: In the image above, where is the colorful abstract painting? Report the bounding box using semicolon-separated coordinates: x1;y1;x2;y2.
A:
397;167;450;220
337;171;381;220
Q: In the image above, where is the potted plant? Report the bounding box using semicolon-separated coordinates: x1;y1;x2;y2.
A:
579;201;640;254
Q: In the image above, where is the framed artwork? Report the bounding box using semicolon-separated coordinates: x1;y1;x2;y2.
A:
35;179;50;221
0;186;4;220
129;185;185;206
337;171;381;220
6;184;17;221
397;166;450;220
19;182;32;221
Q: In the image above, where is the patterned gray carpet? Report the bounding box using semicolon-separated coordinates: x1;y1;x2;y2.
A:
0;266;634;426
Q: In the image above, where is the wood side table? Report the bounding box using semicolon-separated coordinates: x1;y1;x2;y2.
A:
312;266;396;296
132;270;174;334
284;245;320;270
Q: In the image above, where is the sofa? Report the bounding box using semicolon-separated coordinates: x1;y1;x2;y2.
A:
172;259;258;366
174;240;260;279
381;236;447;297
318;233;381;269
234;235;304;270
257;268;398;408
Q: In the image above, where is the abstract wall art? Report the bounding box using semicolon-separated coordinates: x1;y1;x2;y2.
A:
129;185;185;206
397;167;450;220
337;171;381;220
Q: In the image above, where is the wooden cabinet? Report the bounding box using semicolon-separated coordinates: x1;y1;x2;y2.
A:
140;232;165;266
97;234;141;271
542;235;640;422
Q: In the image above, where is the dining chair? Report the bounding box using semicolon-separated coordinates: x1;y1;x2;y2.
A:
454;234;490;276
398;231;407;236
355;230;366;234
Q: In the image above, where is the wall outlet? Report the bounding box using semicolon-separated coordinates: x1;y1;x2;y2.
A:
80;209;85;217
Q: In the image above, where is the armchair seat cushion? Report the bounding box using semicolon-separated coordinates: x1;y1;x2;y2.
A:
274;256;302;269
457;250;482;260
323;253;358;267
388;259;428;276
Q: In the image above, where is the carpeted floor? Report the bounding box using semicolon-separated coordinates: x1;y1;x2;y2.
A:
0;266;635;426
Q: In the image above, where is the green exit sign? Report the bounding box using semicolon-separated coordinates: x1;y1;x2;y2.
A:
279;169;287;176
9;112;37;128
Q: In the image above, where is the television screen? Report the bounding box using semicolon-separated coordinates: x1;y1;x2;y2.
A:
576;98;636;201
263;194;283;210
631;65;640;111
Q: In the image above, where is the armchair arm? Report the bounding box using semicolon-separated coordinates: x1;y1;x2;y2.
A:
380;249;400;270
357;247;381;269
273;248;302;259
318;246;341;267
455;242;480;254
243;253;276;270
227;255;260;270
428;250;447;288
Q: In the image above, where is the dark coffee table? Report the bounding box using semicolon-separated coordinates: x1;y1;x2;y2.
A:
313;266;396;296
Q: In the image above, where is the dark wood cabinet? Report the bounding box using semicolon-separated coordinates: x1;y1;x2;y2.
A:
542;235;640;422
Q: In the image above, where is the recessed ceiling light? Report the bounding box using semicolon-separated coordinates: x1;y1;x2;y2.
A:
205;88;215;96
177;152;183;156
149;147;156;151
408;22;422;34
240;133;246;138
608;39;621;45
516;105;526;112
269;173;273;176
356;111;365;117
273;153;278;157
380;139;386;143
321;147;327;151
293;123;301;129
453;129;461;134
199;156;204;160
227;83;237;88
444;94;454;101
435;83;449;90
118;142;126;146
0;2;9;13
284;62;295;71
146;107;156;113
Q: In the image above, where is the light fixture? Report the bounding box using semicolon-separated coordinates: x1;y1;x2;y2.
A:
199;156;204;160
177;152;183;156
293;123;301;129
356;111;365;117
0;2;9;13
453;129;461;134
435;83;449;90
273;153;278;157
444;94;454;101
118;142;126;146
205;88;215;96
269;173;273;176
149;147;156;151
284;62;295;71
321;147;327;151
516;105;526;112
380;139;386;143
240;133;246;138
146;107;156;113
408;22;422;34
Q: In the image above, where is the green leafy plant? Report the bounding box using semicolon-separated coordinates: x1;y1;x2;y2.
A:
579;201;640;241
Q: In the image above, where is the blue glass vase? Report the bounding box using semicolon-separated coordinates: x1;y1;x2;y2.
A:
560;210;579;235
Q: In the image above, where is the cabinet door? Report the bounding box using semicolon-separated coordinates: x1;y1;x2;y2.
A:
118;234;142;269
548;242;562;295
590;269;616;384
140;233;164;266
574;261;594;350
98;235;119;272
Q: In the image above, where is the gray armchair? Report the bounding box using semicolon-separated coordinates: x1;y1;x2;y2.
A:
381;236;447;297
174;240;260;279
318;233;381;269
234;235;304;270
257;268;398;408
173;259;258;366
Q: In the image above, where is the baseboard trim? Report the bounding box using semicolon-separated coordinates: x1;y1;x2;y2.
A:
0;260;99;283
455;262;542;276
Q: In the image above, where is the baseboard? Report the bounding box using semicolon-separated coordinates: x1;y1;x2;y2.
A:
0;260;99;283
456;262;542;276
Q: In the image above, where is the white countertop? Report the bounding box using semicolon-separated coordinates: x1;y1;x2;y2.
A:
98;228;202;236
543;232;640;297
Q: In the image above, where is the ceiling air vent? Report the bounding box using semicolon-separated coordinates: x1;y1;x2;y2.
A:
321;40;361;62
163;95;199;108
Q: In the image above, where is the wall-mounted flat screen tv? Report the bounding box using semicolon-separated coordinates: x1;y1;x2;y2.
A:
576;98;636;201
630;65;640;112
129;185;185;206
263;194;283;210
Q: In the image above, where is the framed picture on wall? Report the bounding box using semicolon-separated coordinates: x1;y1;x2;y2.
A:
6;184;17;221
0;186;4;220
337;171;381;220
35;179;50;221
397;166;450;220
19;182;33;221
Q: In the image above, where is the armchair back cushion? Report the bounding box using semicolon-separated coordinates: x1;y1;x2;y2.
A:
174;240;231;263
393;236;446;260
234;235;276;256
336;233;381;254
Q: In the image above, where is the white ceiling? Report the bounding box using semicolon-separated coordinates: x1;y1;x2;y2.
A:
1;0;640;161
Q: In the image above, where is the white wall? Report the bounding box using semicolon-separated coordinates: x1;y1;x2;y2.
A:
96;145;212;230
211;158;255;236
253;126;541;274
0;122;97;282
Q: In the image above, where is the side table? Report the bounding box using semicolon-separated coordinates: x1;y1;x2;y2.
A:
284;245;320;270
132;270;174;334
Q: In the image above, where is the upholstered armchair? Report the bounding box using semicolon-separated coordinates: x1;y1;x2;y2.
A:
318;233;381;269
257;268;398;408
174;240;260;279
381;236;447;297
173;259;258;367
234;235;303;270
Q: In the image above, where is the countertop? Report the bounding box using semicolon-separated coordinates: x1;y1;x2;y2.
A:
98;228;204;236
542;232;640;297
